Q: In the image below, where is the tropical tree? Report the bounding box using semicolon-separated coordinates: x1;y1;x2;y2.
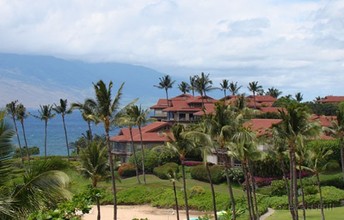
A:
6;100;24;164
128;105;151;184
229;81;242;96
154;75;175;106
194;72;213;97
80;141;108;220
266;87;282;98
228;127;261;220
168;172;180;220
71;99;97;141
16;103;31;161
33;105;55;158
295;92;303;103
189;75;197;96
178;81;190;94
91;80;124;220
220;79;230;98
273;102;320;220
247;81;263;109
53;99;73;160
166;123;194;220
303;144;338;220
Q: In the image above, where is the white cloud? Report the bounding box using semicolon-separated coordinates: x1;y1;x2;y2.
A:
0;0;343;101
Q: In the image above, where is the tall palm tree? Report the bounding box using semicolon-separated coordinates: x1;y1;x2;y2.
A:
194;72;213;97
6;100;24;164
295;92;303;103
167;123;194;220
33;105;55;158
168;172;180;220
229;81;242;96
53;99;73;160
228;127;261;220
130;105;151;184
178;81;190;94
80;141;108;220
91;80;124;220
72;99;97;141
266;87;282;98
220;79;230;98
16;103;31;161
273;102;320;220
189;75;197;97
154;75;175;106
303;144;338;220
247;81;263;109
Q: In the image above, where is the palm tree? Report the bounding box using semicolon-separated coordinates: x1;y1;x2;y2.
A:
266;87;282;98
91;80;124;220
247;81;263;109
130;105;151;184
189;75;197;97
53;99;73;160
168;172;181;220
33;105;55;158
303;144;338;220
273;102;320;220
220;79;230;98
178;81;190;94
6;100;24;164
295;92;303;103
194;72;213;97
72;99;97;141
154;75;175;106
16;103;31;161
80;141;108;220
228;127;261;220
167;123;195;220
229;81;242;96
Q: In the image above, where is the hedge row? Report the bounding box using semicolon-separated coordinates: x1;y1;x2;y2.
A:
153;162;179;180
190;164;225;184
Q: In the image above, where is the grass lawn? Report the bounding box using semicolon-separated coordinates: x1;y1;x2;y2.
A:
267;207;344;220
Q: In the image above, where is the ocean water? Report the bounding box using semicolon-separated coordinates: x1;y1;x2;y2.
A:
9;110;119;156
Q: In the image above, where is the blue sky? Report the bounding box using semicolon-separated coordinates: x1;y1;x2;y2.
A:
1;0;343;101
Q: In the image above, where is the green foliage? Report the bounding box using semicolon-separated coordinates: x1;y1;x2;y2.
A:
150;146;179;165
255;112;281;119
13;146;40;158
270;180;287;196
251;155;283;177
227;167;244;184
306;140;340;165
129;149;160;173
153;162;179;180
305;102;338;116
28;187;96;220
31;156;70;171
190;165;226;184
189;186;206;198
118;163;136;178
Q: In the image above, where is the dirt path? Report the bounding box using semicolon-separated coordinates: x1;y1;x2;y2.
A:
260;208;275;220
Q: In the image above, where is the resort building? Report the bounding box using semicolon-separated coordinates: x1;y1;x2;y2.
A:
317;96;344;104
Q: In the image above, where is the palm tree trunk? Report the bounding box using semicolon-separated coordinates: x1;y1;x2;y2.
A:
281;160;291;212
181;163;190;220
44;120;48;158
224;168;236;220
316;173;325;220
206;163;218;220
106;131;117;220
173;181;180;220
299;164;306;220
129;127;141;184
340;139;344;182
289;148;299;220
12;117;24;165
62;115;70;161
138;126;146;184
96;196;101;220
248;162;259;220
253;92;257;109
20;120;31;162
87;120;93;141
243;163;254;220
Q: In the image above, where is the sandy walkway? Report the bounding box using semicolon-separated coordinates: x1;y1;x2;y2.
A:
82;205;210;220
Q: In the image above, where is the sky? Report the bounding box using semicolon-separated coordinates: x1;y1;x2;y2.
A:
1;0;344;101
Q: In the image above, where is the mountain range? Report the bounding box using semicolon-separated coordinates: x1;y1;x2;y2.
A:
0;53;183;109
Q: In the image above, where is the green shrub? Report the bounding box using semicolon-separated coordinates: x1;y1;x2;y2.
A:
189;186;206;198
153;162;179;180
13;146;40;158
129;149;160;173
190;165;225;184
303;185;318;195
118;163;136;178
251;155;283;177
151;146;179;165
228;167;244;184
31;156;70;172
270;180;287;196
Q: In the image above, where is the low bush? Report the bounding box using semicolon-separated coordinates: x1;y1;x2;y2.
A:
227;167;245;184
270;179;287;196
189;186;205;198
129;149;160;173
153;162;179;180
190;165;225;184
118;163;136;178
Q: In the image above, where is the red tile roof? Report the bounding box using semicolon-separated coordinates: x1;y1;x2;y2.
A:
310;115;336;127
259;107;284;113
244;119;282;136
150;99;169;109
318;96;344;104
110;121;172;143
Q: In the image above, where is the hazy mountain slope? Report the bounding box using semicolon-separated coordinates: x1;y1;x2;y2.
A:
0;53;181;108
